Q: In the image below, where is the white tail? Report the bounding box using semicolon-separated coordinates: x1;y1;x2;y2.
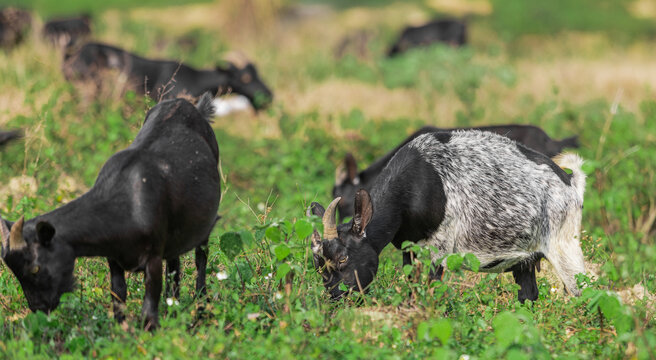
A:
553;153;586;202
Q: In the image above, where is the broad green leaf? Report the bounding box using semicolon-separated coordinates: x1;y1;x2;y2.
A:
493;311;521;350
403;265;413;276
446;254;464;271
430;319;452;345
464;253;480;272
294;219;314;240
274;243;291;261
417;321;429;341
220;232;243;261
265;226;282;243
275;263;292;280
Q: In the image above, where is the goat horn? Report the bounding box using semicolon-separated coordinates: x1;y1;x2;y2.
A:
0;217;10;255
322;197;341;239
9;216;26;251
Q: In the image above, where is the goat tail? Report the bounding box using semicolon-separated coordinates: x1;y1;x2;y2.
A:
557;135;580;149
553;153;586;201
195;92;216;123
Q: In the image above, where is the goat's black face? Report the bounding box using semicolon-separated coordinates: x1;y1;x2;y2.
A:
217;62;273;110
308;190;378;299
1;218;75;313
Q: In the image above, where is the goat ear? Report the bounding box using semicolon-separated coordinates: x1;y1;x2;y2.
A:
352;189;373;236
335;153;358;185
307;202;325;218
345;153;358;182
36;221;56;246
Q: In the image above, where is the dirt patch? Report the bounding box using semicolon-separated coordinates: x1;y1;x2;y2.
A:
0;176;38;205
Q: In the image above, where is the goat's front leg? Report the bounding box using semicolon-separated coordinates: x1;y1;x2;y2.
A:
429;264;444;281
142;256;163;331
108;259;127;324
165;258;181;299
195;240;209;299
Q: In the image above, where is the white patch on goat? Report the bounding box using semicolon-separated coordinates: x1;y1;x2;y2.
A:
409;131;586;293
212;95;251;117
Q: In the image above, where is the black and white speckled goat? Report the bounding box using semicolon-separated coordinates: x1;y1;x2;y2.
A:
308;130;586;302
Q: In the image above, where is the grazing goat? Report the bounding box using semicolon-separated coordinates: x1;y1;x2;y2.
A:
1;93;221;330
334;124;579;222
0;7;31;49
387;18;467;57
311;131;586;302
0;129;22;148
63;42;273;109
43;15;91;47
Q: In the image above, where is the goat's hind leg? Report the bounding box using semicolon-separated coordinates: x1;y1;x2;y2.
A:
108;259;127;324
195;240;209;299
165;257;181;299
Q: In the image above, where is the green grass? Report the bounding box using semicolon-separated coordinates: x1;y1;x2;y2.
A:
1;0;655;358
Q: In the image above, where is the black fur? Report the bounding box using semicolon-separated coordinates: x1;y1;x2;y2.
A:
0;129;22;148
43;15;91;47
1;97;221;330
0;7;31;49
63;42;273;109
388;18;467;57
516;145;571;185
333;124;578;222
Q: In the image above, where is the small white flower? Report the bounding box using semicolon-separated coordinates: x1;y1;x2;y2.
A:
247;312;260;321
216;271;228;280
264;272;273;280
166;298;174;306
459;355;470;360
275;292;283;300
92;315;97;320
550;286;558;294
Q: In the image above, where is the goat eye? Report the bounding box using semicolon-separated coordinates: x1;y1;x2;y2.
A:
31;266;40;274
339;256;348;264
241;73;252;83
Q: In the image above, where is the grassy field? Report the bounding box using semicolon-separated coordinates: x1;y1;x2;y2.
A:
1;0;655;358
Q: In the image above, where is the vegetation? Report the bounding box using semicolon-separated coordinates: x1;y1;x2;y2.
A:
0;0;654;358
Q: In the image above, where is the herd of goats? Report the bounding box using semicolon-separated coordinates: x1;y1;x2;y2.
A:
0;8;588;331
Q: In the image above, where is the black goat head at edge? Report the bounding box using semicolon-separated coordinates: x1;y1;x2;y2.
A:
1;215;76;314
306;190;378;300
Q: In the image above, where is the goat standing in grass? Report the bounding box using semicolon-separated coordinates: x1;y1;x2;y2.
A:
310;131;586;302
1;94;220;330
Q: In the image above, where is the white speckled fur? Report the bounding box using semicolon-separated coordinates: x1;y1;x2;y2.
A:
410;130;586;295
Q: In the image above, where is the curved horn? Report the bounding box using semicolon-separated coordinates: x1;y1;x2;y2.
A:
322;197;341;240
9;216;26;251
1;217;10;255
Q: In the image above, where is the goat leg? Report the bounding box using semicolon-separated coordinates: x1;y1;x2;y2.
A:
165;258;181;299
142;256;163;331
108;259;127;324
195;240;209;299
511;262;538;303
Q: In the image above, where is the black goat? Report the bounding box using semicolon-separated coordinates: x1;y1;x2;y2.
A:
43;15;91;47
0;7;31;49
1;93;221;330
0;129;22;148
387;18;467;57
63;42;273;110
334;124;579;222
312;131;586;302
